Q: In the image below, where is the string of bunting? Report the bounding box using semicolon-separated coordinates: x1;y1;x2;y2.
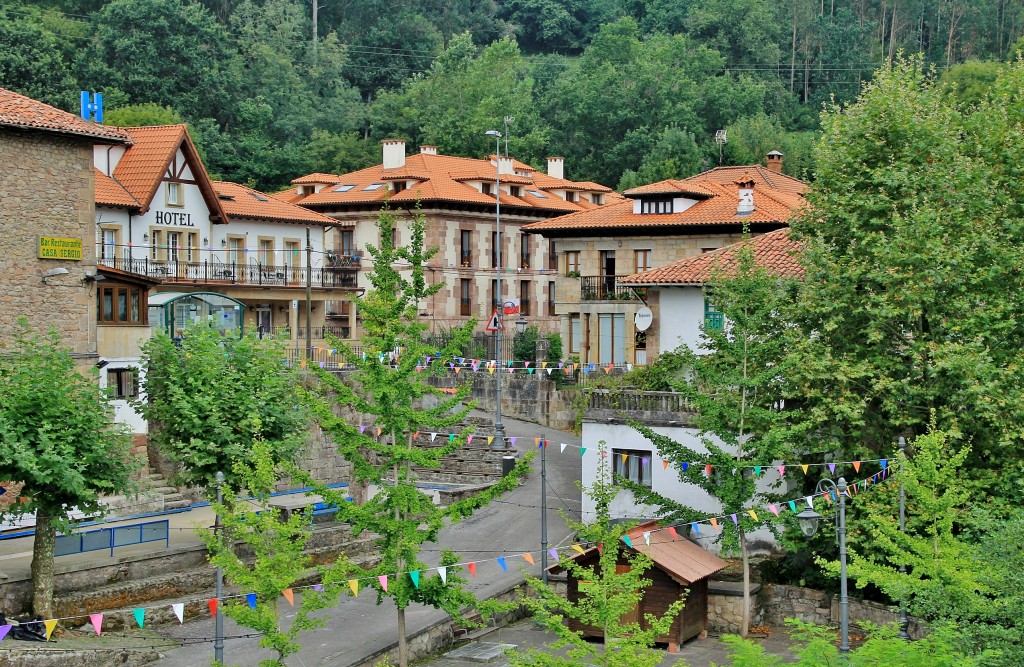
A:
295;352;643;377
7;467;890;641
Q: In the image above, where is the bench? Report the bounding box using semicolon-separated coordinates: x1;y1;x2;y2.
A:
54;519;170;558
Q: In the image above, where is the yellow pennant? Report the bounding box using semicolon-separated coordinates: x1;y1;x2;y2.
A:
748;509;759;522
348;579;359;596
487;436;494;445
44;619;58;640
488;367;495;374
571;544;586;555
541;362;548;369
801;464;809;475
620;453;628;463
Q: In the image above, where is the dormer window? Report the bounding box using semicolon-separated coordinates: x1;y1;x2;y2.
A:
481;182;493;195
592;193;604;205
564;191;578;203
392;181;407;193
641;198;672;214
166;182;183;207
300;185;316;195
510;185;523;198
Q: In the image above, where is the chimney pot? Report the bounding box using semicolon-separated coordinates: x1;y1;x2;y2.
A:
546;156;564;180
765;150;783;174
382;139;406;169
420;145;438;155
498;155;515;175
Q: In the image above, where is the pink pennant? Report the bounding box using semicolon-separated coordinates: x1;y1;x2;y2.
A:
769;504;779;516
467;435;474;445
89;613;103;636
777;465;785;476
378;575;389;592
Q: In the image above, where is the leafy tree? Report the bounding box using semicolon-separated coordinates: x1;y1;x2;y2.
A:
722;114;815;176
617;126;707;191
511;461;686;667
103;103;183;127
137;323;307;493
0;5;79;108
627;230;803;637
787;56;1024;497
940;60;1004;108
0;323;137;617
198;431;332;667
308;206;530;667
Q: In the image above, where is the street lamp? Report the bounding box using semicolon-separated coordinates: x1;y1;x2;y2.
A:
897;436;910;640
485;129;506;452
795;477;850;656
515;316;528;335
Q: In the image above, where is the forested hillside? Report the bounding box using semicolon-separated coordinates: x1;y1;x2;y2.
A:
4;0;1021;190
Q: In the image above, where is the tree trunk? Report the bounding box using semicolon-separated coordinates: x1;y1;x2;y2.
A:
397;605;409;667
740;529;750;639
31;510;56;618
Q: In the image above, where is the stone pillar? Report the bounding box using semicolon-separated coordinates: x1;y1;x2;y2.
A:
535;334;550;364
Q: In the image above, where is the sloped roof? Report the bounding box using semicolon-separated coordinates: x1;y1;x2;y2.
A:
94;169;140;209
213;181;341;226
559;521;727;586
692;164;808;196
103;125;226;222
288;152;610;215
0;87;131;143
619;227;804;286
525;170;807;234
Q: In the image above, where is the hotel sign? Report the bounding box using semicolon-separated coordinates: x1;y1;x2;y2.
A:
39;237;83;260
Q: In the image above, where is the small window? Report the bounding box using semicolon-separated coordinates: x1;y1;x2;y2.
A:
333;184;355;192
363;183;385;191
565;191;578;203
569;314;581;353
97;286;148;325
460;279;472;316
520;280;531;317
166;182;183;207
481;182;493;195
612;448;653;487
705;297;724;331
641;198;672;214
108;368;139;399
527;190;547;198
391;228;399;249
547;240;557;270
460;230;473;267
510;185;523;198
565;251;580;276
634;249;652;273
592;193;604;205
520;234;530;269
548;281;556;316
392;181;407;193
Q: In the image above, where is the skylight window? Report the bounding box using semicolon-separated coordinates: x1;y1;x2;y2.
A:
363;183;385;191
527;190;547;198
248;193;268;202
333;184;356;192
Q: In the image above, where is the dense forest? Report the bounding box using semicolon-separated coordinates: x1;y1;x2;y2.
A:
3;0;1022;191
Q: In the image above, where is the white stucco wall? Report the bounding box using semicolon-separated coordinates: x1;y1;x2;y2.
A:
657;286;707;355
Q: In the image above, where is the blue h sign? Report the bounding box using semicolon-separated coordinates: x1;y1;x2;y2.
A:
80;91;103;123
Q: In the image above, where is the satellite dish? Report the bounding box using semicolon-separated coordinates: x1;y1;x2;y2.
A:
634;307;653;332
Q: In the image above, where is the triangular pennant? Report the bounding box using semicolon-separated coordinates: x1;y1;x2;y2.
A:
409;571;420;588
246;593;257;609
522;553;535;565
788;500;797;513
643;531;651;546
805;495;814;508
438;566;447;584
558;362;564;369
525;361;531;368
282;588;294;606
208;599;218;618
0;625;10;642
528;367;535;374
710;517;719;530
667;526;678;540
853;461;861;472
172;603;184;624
572;544;586;555
828;463;836;475
489;367;495;374
467;435;474;445
359;425;367;434
132;608;145;629
754;466;762;477
548;548;559;561
748;509;759;522
509;437;518;446
468;562;477;577
487;436;494;445
497;557;507;572
376;427;383;437
508;367;514;374
430;433;437;442
620;453;628;464
777;465;785;476
730;513;738;525
560;442;568;453
682;462;689;472
691;522;700;535
662;459;670;470
412;431;420;440
580;447;586;456
378;575;389;592
546;368;553;375
536;437;543;448
801;464;809;475
705;464;713;476
449;433;455;443
597;543;604;554
89;613;103;636
348;579;359;596
621;535;633;548
880;459;888;469
44;619;58;639
769;504;779;516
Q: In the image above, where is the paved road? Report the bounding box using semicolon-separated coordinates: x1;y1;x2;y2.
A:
152;411;582;666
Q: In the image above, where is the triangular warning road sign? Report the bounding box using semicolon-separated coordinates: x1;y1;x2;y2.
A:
485;309;503;331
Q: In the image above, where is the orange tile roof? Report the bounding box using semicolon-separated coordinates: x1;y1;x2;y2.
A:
524;171;807;234
619;227;804;285
289;152;610;215
105;125;226;222
692;165;808;196
213;181;341;226
0;87;131;143
94;169;140;209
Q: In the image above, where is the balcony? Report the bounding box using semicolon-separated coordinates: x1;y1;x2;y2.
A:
580;275;643;301
325;250;363;269
99;257;358;289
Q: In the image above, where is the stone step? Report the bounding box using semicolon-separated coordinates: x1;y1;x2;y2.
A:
164;498;192;511
149;486;179;495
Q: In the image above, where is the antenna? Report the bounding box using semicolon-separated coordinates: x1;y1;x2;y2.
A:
80;91;103;123
503;116;515;160
715;129;727;166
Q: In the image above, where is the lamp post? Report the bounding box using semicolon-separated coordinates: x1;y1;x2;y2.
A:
795;477;849;656
897;436;910;640
485;129;505;452
214;471;225;664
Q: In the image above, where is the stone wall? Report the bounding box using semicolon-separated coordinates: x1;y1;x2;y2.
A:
707;581;764;634
0;128;99;361
423;373;578;431
760;584;926;639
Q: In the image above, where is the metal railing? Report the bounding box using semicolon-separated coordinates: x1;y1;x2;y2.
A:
99;257;358;288
325;250;362;269
580;276;641;301
587;389;695;413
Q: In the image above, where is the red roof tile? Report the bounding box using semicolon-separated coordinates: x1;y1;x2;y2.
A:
213;181;341;226
94;169;140;209
0;87;131;143
619;227;804;285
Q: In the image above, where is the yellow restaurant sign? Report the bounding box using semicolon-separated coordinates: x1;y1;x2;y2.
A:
39;237;83;260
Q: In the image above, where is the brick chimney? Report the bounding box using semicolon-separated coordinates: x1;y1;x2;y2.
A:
765;150;783;173
546;156;564;180
382;139;406;169
419;145;437;155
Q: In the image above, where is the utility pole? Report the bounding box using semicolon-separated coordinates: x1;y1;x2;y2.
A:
305;227;312;362
214;472;225;665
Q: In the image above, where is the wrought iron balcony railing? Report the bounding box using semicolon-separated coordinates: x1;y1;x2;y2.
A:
99;257;358;289
580;275;641;301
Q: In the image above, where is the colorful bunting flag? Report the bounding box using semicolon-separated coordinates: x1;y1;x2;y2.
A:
208;599;218;618
548;548;559;561
468;562;477;578
560;443;568;453
801;464;809;475
0;625;10;642
730;513;739;526
710;517;719;530
497;557;507;572
246;593;257;609
621;535;633;548
522;553;535;565
410;571;420;588
667;526;678;540
580;447;586;456
777;465;785;476
349;579;359;596
828;463;836;475
172;603;184;624
89;613;103;636
132;608;145;629
572;544;586;555
378;575;389;592
754;466;762;477
853;461;861;472
662;460;670;470
788;500;797;513
748;509;759;522
769;504;780;516
691;522;700;535
44;619;58;639
282;589;294;607
487;436;494;445
438;566;447;584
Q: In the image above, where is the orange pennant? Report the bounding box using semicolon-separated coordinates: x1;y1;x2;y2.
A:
522;553;535;565
662;460;670;470
853;461;861;473
467;562;477;578
282;588;294;607
208;599;219;618
710;517;719;530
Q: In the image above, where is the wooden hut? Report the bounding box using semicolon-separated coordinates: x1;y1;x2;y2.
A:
555;521;727;652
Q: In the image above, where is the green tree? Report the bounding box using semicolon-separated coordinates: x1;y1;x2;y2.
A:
511;460;685;667
0;5;80;109
103;102;183;127
309;206;530;667
198;432;332;666
0;323;137;617
137;323;307;493
787;56;1024;497
617;126;707;191
627;230;803;637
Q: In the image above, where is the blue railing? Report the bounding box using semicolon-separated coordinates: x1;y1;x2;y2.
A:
54;519;169;558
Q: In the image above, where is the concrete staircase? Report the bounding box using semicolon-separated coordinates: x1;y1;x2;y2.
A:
140;473;192;511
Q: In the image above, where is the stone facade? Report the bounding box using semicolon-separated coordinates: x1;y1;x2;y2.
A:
760;584;926;639
0;128;99;362
424;373;578;432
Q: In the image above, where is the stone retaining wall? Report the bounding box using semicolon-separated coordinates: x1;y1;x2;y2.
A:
423;374;578;432
707;581;764;634
760;584;926;639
